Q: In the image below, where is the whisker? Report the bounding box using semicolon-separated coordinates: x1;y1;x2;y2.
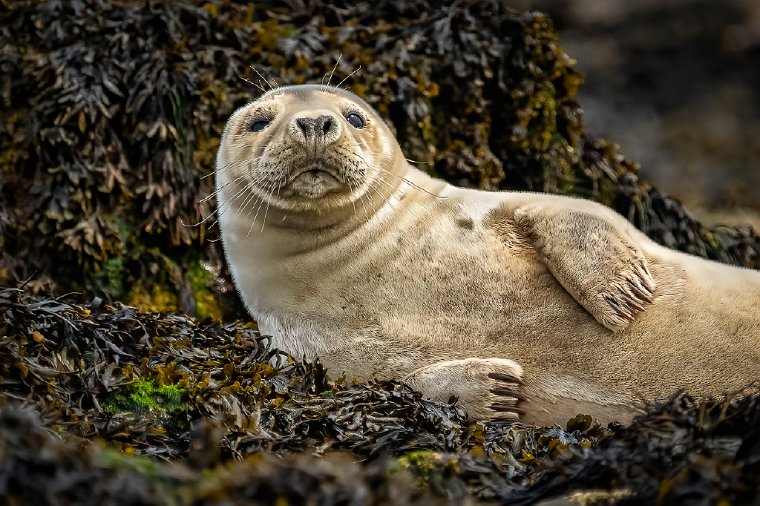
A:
235;179;266;224
368;176;405;213
234;174;270;218
362;180;387;222
355;180;370;220
353;146;437;194
250;65;278;91
340;148;400;222
204;152;271;181
248;177;278;231
248;178;279;237
193;177;254;230
326;53;342;87
260;178;281;233
347;179;358;218
207;179;257;229
199;173;248;203
220;175;256;209
239;74;267;94
336;65;361;89
376;165;447;199
343;144;446;201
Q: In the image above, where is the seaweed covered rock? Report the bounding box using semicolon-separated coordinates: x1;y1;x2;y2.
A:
0;0;757;317
0;407;447;505
2;288;759;504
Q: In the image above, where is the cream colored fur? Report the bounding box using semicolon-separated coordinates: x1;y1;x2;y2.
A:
216;84;760;426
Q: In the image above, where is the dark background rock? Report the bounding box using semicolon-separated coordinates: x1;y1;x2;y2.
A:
519;0;760;219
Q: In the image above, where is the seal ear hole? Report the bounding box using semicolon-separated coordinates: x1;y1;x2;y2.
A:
249;119;271;132
346;112;365;129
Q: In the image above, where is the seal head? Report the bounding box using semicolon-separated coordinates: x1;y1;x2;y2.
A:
216;84;406;228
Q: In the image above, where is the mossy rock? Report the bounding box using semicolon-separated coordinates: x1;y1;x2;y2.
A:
104;380;187;430
0;0;757;315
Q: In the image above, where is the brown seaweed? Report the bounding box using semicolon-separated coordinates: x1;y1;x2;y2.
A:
2;288;759;504
0;0;756;319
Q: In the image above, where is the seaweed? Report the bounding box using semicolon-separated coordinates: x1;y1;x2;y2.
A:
1;288;759;504
2;1;759;502
0;0;756;318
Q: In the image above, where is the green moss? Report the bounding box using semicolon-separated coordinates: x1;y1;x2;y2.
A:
395;450;442;482
96;447;163;476
170;89;193;168
91;256;127;297
94;449;182;504
126;282;179;313
186;258;222;320
85;216;136;298
104;380;187;415
597;178;621;207
701;231;723;250
538;95;557;149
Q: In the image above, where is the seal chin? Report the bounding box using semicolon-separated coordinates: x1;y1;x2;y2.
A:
283;167;347;199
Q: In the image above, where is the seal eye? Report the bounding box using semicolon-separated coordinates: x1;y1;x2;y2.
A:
249;119;270;132
346;112;365;129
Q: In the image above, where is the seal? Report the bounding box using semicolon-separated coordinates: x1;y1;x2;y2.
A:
215;84;760;425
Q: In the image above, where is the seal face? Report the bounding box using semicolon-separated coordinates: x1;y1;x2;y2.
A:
216;84;406;229
215;84;760;426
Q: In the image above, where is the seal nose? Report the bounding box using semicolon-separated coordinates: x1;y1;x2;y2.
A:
294;114;338;144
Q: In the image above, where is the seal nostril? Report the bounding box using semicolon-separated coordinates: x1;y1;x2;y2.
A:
322;117;333;135
296;117;311;135
315;115;334;137
295;115;335;141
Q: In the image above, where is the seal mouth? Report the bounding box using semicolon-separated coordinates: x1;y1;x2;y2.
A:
283;165;347;199
290;165;343;183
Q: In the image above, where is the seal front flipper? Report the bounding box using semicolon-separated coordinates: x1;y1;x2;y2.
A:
403;358;525;421
513;203;656;332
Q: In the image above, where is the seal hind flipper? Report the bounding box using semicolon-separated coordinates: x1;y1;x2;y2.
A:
513;203;656;332
404;358;525;421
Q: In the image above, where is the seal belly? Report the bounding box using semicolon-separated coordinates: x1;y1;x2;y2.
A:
336;207;610;371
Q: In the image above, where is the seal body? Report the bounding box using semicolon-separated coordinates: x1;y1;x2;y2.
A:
216;84;760;425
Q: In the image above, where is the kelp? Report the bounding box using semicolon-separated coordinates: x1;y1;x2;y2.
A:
2;288;760;504
0;0;757;319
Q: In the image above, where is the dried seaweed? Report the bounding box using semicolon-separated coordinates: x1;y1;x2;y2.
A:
2;288;759;504
0;0;757;319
